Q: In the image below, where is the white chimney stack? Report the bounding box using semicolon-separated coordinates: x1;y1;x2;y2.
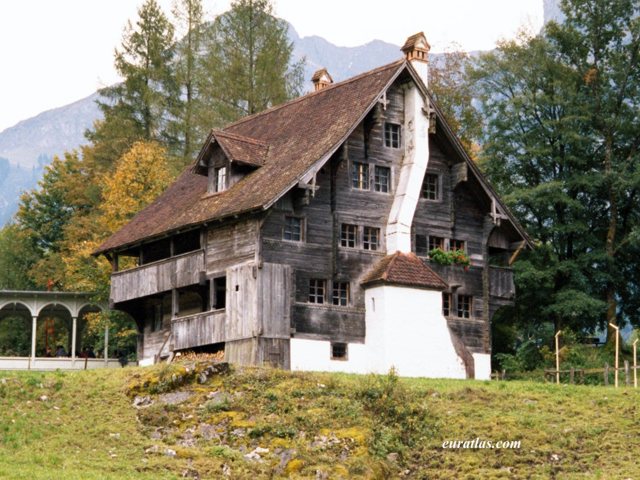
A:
401;32;430;87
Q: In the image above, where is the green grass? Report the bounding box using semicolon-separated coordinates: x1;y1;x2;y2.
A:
0;362;638;479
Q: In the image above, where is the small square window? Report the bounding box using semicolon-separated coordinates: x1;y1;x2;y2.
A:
442;293;451;317
429;236;445;252
284;216;303;242
363;227;380;251
450;239;465;252
332;282;349;306
457;295;471;318
384;123;401;148
352;162;370;190
309;279;326;304
422;173;439;200
374;166;391;193
416;234;428;256
341;224;358;248
215;166;227;192
331;342;348;360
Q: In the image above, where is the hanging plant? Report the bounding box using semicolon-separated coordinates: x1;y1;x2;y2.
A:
428;248;471;268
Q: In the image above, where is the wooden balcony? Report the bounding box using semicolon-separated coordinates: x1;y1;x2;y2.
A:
489;266;515;299
110;250;205;304
171;309;226;350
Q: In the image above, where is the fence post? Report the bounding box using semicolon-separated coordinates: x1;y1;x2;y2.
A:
570;367;575;385
501;369;506;381
634;339;638;389
609;323;619;388
625;360;630;387
604;363;609;386
555;330;563;385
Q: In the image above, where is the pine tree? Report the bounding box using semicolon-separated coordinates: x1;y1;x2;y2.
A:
196;0;304;128
167;0;205;162
88;0;176;164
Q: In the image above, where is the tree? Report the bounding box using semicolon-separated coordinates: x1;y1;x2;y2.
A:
429;47;483;152
472;0;640;343
196;0;304;127
0;224;38;290
88;0;177;164
167;0;205;162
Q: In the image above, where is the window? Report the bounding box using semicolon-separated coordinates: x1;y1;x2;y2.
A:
213;277;226;310
450;239;466;252
332;282;350;306
384;123;401;148
363;227;380;251
421;173;439;200
442;293;451;317
457;295;471;319
331;342;348;360
352;162;370;190
341;224;358;248
374;166;391;193
214;166;227;192
415;234;428;256
428;236;445;252
309;279;326;304
284;216;303;241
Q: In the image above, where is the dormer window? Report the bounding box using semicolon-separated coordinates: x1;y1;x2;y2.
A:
384;123;401;148
215;166;227;192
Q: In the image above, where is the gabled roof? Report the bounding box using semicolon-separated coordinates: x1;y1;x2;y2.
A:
204;130;269;168
95;54;530;255
361;252;448;290
95;60;405;254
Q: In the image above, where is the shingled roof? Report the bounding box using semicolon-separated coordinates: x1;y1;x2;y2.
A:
361;252;448;290
95;59;405;254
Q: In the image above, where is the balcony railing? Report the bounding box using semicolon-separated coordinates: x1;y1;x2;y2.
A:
111;250;205;303
171;309;226;351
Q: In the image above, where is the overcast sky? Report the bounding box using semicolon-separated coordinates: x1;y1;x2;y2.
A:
0;0;543;132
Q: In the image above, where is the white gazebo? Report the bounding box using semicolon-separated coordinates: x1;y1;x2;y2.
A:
0;290;124;370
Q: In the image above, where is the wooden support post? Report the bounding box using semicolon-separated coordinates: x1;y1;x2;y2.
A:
604;363;609;386
624;360;630;387
555;330;562;385
570;367;575;385
634;339;638;389
104;323;109;364
31;316;37;360
609;323;619;388
71;316;77;366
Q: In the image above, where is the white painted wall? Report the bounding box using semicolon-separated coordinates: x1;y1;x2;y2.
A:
291;285;470;379
290;338;368;374
472;353;492;380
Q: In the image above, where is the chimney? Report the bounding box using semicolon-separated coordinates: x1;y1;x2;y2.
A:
401;32;430;87
311;68;333;91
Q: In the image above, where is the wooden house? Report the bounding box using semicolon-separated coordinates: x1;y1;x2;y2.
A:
95;33;530;379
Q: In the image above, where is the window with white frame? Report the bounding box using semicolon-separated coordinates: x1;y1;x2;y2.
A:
374;166;391;193
214;166;227;192
340;224;358;248
351;162;370;190
457;295;471;318
283;216;303;242
384;123;401;148
363;226;380;251
332;282;350;306
308;279;326;304
428;235;445;252
421;173;439;200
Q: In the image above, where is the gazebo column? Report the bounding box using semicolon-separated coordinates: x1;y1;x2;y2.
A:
104;324;109;364
71;316;78;362
31;316;37;359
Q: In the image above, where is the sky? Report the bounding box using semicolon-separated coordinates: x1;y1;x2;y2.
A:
0;0;543;133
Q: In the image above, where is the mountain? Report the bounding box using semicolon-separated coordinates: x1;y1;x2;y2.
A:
0;25;403;228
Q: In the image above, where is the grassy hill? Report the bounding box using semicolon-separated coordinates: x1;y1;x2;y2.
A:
0;360;638;479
